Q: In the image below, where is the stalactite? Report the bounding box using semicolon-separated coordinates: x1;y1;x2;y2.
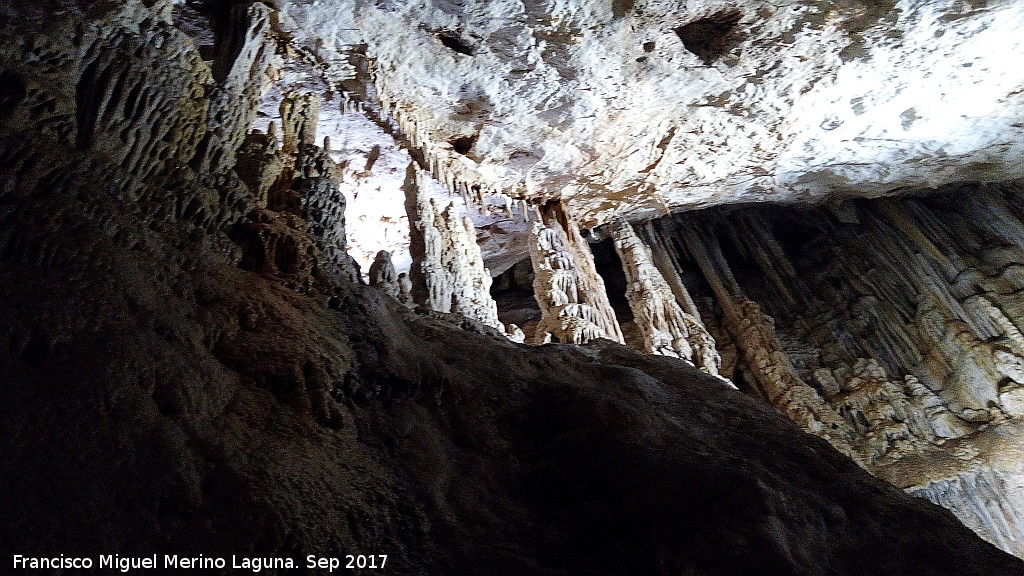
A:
903;375;970;439
652;185;1024;556
610;218;722;376
728;214;802;310
679;222;857;459
862;199;1024;421
914;293;1003;422
528;202;624;345
639;221;703;321
355;52;522;207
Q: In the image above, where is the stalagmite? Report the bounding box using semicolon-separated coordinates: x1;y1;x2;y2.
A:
397;272;414;307
679;222;856;459
369;250;400;299
528;203;624;346
505;324;526;344
280;92;321;156
401;163;505;333
610;218;721;376
241;91;358;287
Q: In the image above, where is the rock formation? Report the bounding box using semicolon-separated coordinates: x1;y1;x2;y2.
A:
274;0;1024;224
402;162;504;333
650;185;1024;555
529;202;624;345
2;1;1024;574
610;218;721;376
368;249;400;299
911;468;1024;559
677;220;857;458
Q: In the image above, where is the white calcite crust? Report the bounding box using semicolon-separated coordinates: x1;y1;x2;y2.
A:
275;0;1024;226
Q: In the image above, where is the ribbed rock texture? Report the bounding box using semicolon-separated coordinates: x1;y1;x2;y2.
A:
610;218;721;375
3;2;1023;574
644;184;1024;556
402;162;505;333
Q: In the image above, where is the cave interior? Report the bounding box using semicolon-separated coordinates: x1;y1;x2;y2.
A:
2;0;1024;574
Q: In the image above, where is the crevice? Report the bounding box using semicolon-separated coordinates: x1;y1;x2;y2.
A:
435;31;474;56
673;10;745;65
0;70;26;116
449;134;477;156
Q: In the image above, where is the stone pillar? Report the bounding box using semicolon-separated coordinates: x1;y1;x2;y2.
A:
528;202;623;345
250;92;358;286
200;2;274;175
680;221;856;459
402;163;505;332
611;218;721;376
280;92;321;157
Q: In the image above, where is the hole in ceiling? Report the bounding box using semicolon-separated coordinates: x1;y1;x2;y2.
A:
642;41;656;53
449;134;477;155
435;32;475;56
673;10;745;65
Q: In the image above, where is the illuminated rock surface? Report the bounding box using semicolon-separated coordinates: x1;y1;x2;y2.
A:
275;0;1024;224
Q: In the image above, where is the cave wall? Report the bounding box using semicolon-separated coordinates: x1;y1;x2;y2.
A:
637;183;1024;556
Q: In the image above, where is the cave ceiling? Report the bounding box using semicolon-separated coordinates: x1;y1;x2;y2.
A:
271;0;1024;227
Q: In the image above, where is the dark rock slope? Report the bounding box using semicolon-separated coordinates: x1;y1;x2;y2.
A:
1;1;1021;574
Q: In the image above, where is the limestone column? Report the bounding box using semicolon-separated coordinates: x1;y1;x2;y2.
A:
874;201;1021;420
528;202;624;345
680;220;856;459
199;2;274;174
402;163;504;332
610;218;721;376
640;221;703;321
280;92;321;157
727;213;802;310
